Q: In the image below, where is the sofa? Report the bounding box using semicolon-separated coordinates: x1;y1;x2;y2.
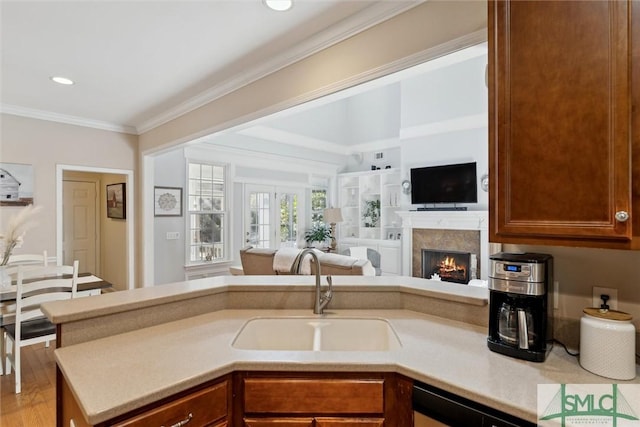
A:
239;247;375;276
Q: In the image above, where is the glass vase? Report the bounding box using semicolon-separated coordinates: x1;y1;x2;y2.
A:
0;265;12;289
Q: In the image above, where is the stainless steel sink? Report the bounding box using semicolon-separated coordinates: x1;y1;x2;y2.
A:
232;317;402;351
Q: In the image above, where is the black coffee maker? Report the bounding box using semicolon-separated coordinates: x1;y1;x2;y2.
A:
487;252;553;362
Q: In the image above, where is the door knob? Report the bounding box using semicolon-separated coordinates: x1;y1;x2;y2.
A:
615;211;629;222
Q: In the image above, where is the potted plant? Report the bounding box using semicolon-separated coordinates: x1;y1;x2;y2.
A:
363;199;380;228
304;222;332;248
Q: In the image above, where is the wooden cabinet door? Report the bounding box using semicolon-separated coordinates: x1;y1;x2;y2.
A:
489;0;633;246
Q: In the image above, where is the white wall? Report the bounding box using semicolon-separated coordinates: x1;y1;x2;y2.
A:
398;52;488;210
506;244;640;349
346;84;401;145
400;128;488;210
153;148;186;284
152;144;339;282
1;114;136;287
401;55;487;128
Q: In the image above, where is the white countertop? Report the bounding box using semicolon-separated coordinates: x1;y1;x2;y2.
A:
54;308;640;425
43;275;489;324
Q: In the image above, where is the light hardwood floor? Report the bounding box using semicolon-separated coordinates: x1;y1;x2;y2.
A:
1;343;56;426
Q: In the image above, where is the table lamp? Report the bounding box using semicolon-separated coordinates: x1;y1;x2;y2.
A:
323;208;343;251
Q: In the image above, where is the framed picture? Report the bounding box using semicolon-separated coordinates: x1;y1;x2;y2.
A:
154;186;182;217
106;183;126;219
0;162;34;206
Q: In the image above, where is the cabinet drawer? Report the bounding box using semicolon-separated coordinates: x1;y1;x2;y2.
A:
315;418;384;427
244;417;384;427
244;378;384;414
112;380;228;427
244;418;314;426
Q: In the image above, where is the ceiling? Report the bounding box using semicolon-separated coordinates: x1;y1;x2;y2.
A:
0;0;419;135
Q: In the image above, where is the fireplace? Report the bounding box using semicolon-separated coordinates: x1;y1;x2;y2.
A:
421;249;472;284
398;211;493;280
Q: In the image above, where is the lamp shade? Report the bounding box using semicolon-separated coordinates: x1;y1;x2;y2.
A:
324;208;343;223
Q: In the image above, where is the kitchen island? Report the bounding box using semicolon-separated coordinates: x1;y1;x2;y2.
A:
43;276;640;426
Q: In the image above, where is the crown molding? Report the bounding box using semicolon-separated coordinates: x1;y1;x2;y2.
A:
237;125;401;156
237;125;349;155
185;141;343;174
135;1;422;134
350;137;401;153
1;104;137;135
400;113;488;140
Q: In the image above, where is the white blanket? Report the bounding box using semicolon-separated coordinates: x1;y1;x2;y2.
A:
273;248;308;274
274;248;319;275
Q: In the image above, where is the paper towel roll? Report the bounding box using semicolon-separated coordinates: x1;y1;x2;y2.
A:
579;311;636;380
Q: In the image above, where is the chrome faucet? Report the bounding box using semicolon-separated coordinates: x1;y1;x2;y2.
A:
290;248;333;314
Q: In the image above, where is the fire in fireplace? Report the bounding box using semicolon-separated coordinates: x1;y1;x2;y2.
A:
421;249;472;284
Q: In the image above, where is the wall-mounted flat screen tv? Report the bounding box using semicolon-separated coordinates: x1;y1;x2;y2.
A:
410;162;478;205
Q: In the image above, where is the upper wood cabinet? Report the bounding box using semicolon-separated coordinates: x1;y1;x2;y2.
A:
489;0;640;249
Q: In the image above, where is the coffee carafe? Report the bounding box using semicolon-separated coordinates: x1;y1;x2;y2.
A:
487;253;553;362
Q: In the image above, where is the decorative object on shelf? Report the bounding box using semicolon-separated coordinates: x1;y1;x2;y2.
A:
480;173;489;192
0;204;42;266
154;186;182;217
106;182;126;219
304;222;331;248
363;199;380;227
323;207;343;251
401;179;411;195
388;232;395;240
430;273;441;281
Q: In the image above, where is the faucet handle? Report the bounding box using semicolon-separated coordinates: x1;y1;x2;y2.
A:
324;276;333;302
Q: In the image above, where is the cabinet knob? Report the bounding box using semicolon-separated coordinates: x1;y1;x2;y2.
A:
615;211;630;222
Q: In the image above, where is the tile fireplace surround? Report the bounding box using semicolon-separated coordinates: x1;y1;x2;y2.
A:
397;210;494;281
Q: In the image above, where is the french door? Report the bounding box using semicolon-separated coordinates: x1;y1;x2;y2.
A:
244;185;305;249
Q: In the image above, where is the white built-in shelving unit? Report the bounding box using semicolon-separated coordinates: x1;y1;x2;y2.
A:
337;169;402;275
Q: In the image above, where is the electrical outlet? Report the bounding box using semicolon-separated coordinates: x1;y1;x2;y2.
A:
592;286;618;310
166;232;180;240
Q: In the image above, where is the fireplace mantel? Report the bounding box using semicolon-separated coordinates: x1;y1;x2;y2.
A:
397;210;491;280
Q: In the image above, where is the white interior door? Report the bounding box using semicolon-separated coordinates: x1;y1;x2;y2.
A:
244;185;304;249
63;180;99;274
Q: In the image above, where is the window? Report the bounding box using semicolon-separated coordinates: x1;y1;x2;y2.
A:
311;188;327;223
245;186;302;249
188;162;227;263
279;191;298;247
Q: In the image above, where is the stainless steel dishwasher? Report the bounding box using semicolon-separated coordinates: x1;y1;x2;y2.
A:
412;380;536;427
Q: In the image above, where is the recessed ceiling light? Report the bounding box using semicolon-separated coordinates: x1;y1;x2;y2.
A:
50;76;74;85
264;0;293;12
